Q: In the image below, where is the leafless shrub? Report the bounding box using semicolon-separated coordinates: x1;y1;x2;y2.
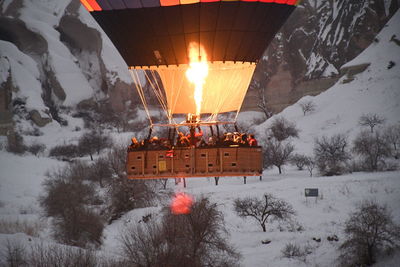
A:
120;196;240;267
264;139;294;174
339;200;400;267
352;130;392;171
359;113;385;133
87;156;113;187
78;130;113;160
269;116;299;141
383;124;400;157
106;143;127;179
299;100;316;116
1;239;27;266
338;184;351;196
234;193;295;232
281;242;313;262
281;243;302;259
305;156;315;177
278;219;304;232
40;163;104;248
52;208;104;248
27;142;45;156
0;218;44;237
290;154;308;170
6;131;27;154
49;144;80;160
108;179;155;223
104;143;155;222
28;242;97;267
314;134;350;176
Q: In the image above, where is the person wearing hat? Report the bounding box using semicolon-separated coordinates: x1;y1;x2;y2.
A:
248;134;258;147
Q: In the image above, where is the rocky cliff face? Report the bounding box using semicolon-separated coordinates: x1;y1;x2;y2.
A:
243;0;399;113
0;0;135;130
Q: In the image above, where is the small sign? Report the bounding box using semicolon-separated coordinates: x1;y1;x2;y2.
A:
159;160;167;172
305;188;318;197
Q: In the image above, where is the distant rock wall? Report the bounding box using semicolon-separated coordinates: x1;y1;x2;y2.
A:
244;0;398;114
242;75;339;113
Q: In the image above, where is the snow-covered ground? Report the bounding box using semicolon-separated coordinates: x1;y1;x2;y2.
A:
1;153;399;266
101;170;400;267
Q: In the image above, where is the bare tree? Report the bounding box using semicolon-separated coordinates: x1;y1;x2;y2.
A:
358;113;385;133
339;200;400;267
383;124;400;156
2;239;27;266
257;85;273;119
28;243;98;267
299;100;316;116
234;193;295;232
78;130;113;160
352;130;392;171
88;156;113;187
264;139;294;174
28;142;45;157
269;116;299;141
305;156;315;177
314;134;350;176
39;163;104;248
49;143;80;160
120;196;240;267
290;154;309;170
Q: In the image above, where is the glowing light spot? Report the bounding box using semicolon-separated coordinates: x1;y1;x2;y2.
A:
186;42;208;117
170;192;194;215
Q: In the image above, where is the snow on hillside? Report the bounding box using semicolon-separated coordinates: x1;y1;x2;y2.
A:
77;5;132;85
254;11;400;156
18;0;93;106
0;41;47;116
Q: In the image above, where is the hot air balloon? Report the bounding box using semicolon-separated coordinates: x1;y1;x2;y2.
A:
80;0;298;179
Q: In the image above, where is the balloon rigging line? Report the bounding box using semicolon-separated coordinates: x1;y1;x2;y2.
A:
130;70;153;126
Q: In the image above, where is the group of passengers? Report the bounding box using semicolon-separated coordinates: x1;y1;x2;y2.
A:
128;128;258;151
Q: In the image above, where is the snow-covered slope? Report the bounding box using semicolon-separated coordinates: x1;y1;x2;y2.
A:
255;10;400;155
0;0;134;127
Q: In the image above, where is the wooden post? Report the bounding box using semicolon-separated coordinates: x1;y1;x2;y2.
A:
206;152;209;174
156;152;159;175
219;148;223;173
141;152;145;175
243;176;247;184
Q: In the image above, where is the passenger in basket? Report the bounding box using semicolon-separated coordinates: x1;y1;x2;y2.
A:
129;137;140;151
241;133;249;146
223;132;235;146
149;136;161;149
248;134;258;147
187;127;203;147
177;132;190;147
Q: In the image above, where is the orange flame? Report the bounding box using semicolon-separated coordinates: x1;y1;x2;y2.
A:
186;42;208;117
170;192;194;215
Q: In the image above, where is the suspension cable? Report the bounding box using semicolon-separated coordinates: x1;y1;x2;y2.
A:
129;69;153;126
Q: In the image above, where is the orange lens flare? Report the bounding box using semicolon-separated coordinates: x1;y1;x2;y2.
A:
170;192;194;215
185;42;208;117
